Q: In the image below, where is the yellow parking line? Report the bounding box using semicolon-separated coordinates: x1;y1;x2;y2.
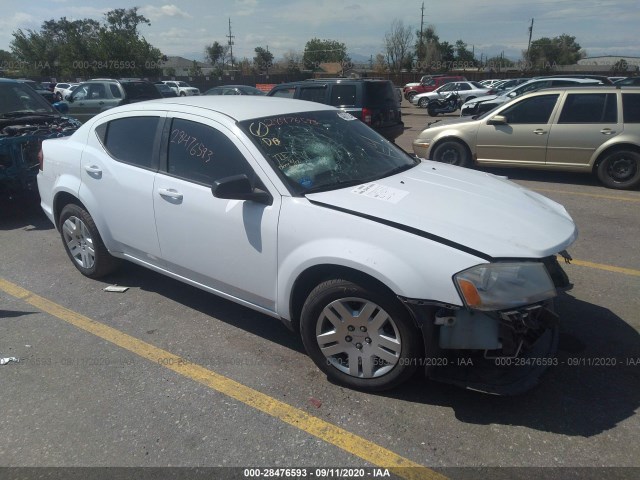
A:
0;277;446;480
558;257;640;277
533;188;640;203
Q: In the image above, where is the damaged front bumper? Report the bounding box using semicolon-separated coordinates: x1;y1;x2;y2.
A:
403;255;571;395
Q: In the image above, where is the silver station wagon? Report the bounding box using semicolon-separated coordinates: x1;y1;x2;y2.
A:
413;86;640;189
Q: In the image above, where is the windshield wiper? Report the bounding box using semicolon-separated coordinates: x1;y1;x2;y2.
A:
380;162;418;179
304;178;370;195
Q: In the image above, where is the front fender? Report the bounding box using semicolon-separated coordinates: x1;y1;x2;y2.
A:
276;198;483;320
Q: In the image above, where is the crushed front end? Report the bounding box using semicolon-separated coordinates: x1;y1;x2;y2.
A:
0;116;80;198
403;254;573;395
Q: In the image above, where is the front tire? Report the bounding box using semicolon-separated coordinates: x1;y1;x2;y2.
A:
300;279;420;391
431;140;470;167
180;91;186;96
596;149;640;189
418;97;429;108
59;204;120;278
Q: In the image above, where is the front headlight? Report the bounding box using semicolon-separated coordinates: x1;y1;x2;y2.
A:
454;262;555;311
464;102;477;108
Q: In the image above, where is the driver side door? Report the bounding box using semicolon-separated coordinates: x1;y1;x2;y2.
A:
153;113;281;312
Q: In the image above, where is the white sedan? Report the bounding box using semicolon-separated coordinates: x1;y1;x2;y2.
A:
412;81;491;108
37;96;576;394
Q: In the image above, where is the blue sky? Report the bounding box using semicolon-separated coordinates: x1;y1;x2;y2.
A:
1;0;638;63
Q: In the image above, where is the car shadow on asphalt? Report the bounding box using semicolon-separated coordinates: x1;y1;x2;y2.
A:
97;261;307;355
481;167;602;188
384;291;640;437
0;193;54;231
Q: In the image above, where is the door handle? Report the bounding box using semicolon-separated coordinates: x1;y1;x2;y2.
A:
600;128;616;135
158;188;183;201
84;165;102;174
533;129;547;135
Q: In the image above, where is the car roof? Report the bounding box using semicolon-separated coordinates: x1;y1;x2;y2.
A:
96;96;336;122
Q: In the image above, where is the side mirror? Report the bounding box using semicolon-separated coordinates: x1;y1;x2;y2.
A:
66;95;74;103
212;174;273;205
52;102;69;114
487;115;507;126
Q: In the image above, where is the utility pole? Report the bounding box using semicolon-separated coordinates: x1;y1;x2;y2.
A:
526;18;534;65
419;2;425;64
227;18;235;70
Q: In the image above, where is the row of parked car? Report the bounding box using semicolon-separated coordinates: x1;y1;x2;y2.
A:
405;74;640;117
3;73;640;201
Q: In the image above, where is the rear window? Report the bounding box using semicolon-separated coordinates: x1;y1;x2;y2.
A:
330;85;357;107
622;93;640;123
121;82;162;101
559;93;617;124
363;82;396;105
271;87;295;98
299;86;327;103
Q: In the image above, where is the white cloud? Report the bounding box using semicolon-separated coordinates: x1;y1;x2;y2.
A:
140;4;193;21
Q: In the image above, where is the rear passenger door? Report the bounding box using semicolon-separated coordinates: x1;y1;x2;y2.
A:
546;92;619;167
80;112;165;260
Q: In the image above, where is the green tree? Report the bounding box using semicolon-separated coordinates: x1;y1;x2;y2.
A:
205;41;229;76
187;60;203;77
302;38;348;70
10;8;162;78
253;46;274;73
414;26;437;66
526;34;584;68
454;40;475;64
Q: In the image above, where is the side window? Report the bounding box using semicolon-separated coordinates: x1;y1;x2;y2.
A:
622;94;640;123
299;87;327;103
559;93;617;123
103;116;160;169
109;84;122;98
271;87;295;98
329;85;356;107
88;83;106;99
458;83;471;91
167;119;254;186
500;94;559;124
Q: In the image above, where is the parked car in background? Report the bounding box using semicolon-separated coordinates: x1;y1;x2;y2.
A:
460;77;609;117
479;79;501;87
54;83;79;101
414;86;640;189
403;75;466;101
267;78;404;141
154;82;178;97
204;85;266;96
615;77;640;86
64;78;162;123
162;80;200;96
37;95;576;394
0;78;80;197
16;79;55;103
485;78;529;94
411;81;490;108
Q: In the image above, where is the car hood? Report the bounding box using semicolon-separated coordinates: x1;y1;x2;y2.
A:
305;162;577;260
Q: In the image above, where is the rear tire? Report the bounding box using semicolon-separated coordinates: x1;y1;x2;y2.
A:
596;149;640;189
300;279;420;391
59;204;120;278
427;105;438;117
